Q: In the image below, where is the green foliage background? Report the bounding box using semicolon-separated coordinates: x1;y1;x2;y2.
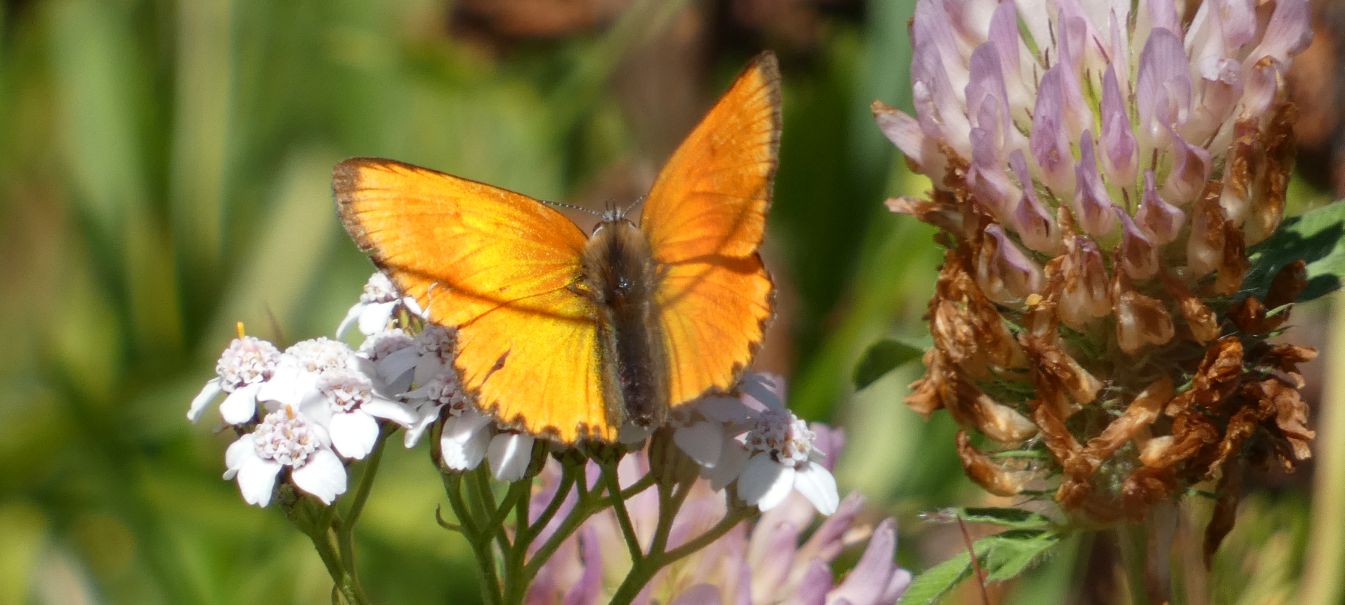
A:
0;1;1338;603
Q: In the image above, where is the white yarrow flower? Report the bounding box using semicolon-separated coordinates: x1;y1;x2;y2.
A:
189;336;281;424
337;271;422;338
736;409;839;515
401;367;472;447
411;325;458;386
358;327;419;394
223;406;347;506
405;368;536;478
439;407;493;471
257;337;368;406
488;432;536;481
302;368;418;460
671;395;757;471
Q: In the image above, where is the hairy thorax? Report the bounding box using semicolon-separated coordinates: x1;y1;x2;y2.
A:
579;218;669;429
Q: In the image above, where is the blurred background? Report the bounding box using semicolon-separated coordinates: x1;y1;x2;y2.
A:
1;0;1342;603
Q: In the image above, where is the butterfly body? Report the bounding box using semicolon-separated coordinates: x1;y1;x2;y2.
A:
580;215;669;430
336;52;780;443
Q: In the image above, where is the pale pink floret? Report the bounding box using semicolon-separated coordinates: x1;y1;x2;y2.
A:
881;0;1312;271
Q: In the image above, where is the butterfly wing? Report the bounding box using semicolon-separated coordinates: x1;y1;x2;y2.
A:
641;53;780;407
334;159;615;442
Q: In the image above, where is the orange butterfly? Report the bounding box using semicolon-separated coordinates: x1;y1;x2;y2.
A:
334;53;779;444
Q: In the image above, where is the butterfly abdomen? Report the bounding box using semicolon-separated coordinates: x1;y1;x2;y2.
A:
582;219;669;429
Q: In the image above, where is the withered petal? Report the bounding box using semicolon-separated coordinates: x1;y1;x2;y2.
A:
1213;220;1249;295
886;195;964;234
956;431;1037;497
1203;460;1245;568
1114;273;1176;355
1264;259;1308;313
1122;467;1179;514
1182;337;1246;412
1022;335;1103;406
1083;377;1174;464
1162;271;1220;344
906;349;953;417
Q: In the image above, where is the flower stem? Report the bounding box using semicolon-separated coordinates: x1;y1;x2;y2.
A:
523;464;577;545
619;472;658;499
1118;523;1153;605
607;503;755;605
443;472;503;605
473;466;512;549
325;430;389;604
522;483;605;579
1300;301;1345;605
649;476;693;556
499;457;584;605
601;460;645;562
296;509;369;605
344;429;390;526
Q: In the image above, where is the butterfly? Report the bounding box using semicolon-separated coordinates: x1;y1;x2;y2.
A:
334;52;779;444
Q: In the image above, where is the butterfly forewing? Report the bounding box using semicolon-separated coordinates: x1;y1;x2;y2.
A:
640;53;780;407
334;159;617;442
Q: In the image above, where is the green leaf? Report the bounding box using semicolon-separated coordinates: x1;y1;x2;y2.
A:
853;337;928;389
898;548;973;605
899;528;1064;604
981;529;1061;581
1246;201;1345;303
955;507;1057;530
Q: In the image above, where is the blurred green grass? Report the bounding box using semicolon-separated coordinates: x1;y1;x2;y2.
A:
0;1;1337;604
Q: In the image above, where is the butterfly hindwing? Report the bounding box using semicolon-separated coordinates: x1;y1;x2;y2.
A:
641;53;780;407
334;159;616;442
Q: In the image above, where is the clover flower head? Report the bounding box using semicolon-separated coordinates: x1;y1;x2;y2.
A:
875;0;1318;552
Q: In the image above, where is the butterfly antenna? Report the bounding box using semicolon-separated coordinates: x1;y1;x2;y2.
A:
541;199;601;218
622;196;648;219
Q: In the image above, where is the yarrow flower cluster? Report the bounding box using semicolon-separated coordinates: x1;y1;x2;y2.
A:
189;271;842;515
875;0;1316;555
186;270;897;601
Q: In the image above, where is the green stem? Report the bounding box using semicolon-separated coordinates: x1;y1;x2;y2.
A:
619;472;658;499
649;477;693;556
602;460;645;562
329;430;389;604
500;496;532;605
524;464;577;544
300;518;367;604
659;504;754;563
1301;301;1345;605
443;472;502;605
345;429;390;526
524;482;605;579
1118;523;1153;605
473;466;513;550
500;458;581;605
607;504;755;605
